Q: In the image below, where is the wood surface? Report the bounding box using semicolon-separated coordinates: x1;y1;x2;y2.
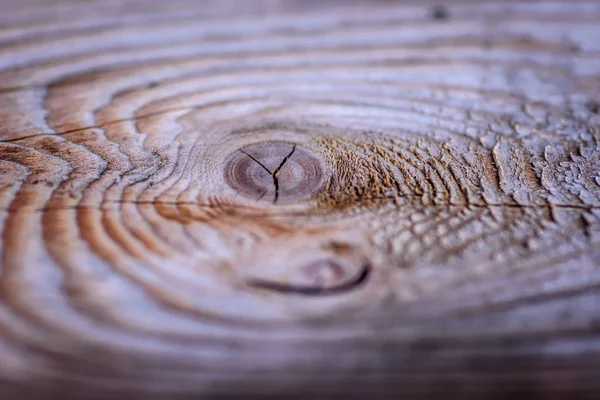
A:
1;0;600;398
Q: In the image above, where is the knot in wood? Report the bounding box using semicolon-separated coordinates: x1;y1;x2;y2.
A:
246;258;370;295
300;259;347;288
224;141;323;204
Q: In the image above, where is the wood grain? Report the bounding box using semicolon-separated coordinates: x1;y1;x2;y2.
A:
1;0;600;398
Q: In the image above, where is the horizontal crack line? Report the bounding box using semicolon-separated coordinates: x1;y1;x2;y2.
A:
1;198;600;214
0;105;201;143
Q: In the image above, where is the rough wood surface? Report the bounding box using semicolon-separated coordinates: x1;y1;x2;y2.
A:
1;0;600;398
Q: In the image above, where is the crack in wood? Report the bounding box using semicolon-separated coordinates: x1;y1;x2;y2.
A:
240;144;296;204
272;144;295;204
239;149;271;174
3;199;600;215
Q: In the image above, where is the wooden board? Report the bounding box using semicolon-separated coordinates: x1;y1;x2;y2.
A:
1;0;600;398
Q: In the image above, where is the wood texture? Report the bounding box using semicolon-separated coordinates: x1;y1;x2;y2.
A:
1;0;600;398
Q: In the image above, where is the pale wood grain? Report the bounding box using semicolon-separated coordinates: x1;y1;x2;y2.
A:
1;0;600;398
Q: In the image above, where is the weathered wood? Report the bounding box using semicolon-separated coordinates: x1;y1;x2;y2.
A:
1;0;600;398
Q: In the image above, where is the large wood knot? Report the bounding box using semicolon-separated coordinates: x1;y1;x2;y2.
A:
224;141;324;203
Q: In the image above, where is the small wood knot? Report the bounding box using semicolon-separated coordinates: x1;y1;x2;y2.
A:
301;259;346;288
224;141;323;203
246;258;370;296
